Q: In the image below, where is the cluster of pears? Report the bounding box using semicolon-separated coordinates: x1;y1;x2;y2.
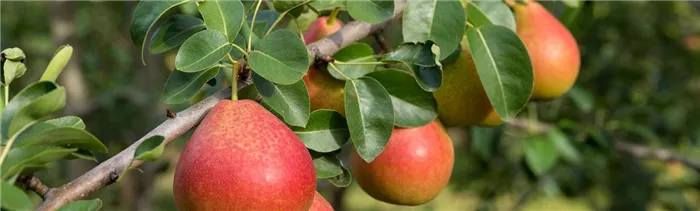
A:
304;16;455;206
436;0;581;127
172;1;580;209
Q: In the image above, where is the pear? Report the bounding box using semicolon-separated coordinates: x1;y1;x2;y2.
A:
304;16;344;44
303;17;346;115
513;0;580;100
173;100;316;210
351;120;454;206
434;39;503;127
309;192;334;211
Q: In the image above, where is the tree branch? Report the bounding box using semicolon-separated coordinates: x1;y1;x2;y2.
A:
17;175;51;199
37;1;405;210
506;118;700;173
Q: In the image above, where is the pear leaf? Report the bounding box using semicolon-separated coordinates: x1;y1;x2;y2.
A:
164;67;220;105
366;69;437;127
198;0;245;42
134;135;166;161
41;45;73;82
346;0;394;24
149;15;206;54
253;72;310;127
130;0;189;64
293;110;349;153
248;30;310;85
402;0;466;60
345;77;394;162
175;30;232;72
1;180;33;211
466;25;533;121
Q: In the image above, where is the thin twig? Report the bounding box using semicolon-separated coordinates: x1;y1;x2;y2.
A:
17;175;51;199
373;33;390;54
506;118;700;173
36;1;406;209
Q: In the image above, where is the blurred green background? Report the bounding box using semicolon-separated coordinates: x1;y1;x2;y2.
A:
3;1;700;210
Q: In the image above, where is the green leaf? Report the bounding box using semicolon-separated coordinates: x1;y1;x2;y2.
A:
130;0;189;64
248;30;310;85
466;25;533;121
568;85;594;112
309;0;345;11
40;45;73;82
163;67;220;104
292;110;349;153
328;164;352;187
238;83;260;100
383;42;438;67
345;77;394;162
549;128;581;164
470;126;502;160
346;0;394;24
1;180;32;211
330;43;377;80
198;0;245;42
149;15;206;54
253;72;310;127
66;149;97;162
134;135;166;161
273;0;306;17
57;199;103;211
366;69;437;127
524;135;559;176
175;30;232;72
2;147;77;180
3;60;27;86
1;81;66;140
382;42;442;92
248;10;281;37
44;116;85;129
311;151;343;178
14;126;107;153
402;0;466;60
467;1;516;31
2;47;25;60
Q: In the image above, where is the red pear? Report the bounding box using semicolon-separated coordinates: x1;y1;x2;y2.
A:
351;120;454;206
513;0;581;100
303;17;346;115
173;100;316;210
304;16;344;44
309;192;334;211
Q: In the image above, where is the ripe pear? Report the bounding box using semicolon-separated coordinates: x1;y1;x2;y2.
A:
304;16;344;44
303;17;346;115
433;39;504;127
351;120;454;206
173;100;316;210
513;0;580;100
303;66;346;115
309;192;334;211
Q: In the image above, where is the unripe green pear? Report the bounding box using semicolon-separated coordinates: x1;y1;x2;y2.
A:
434;39;504;127
303;17;346;115
309;192;334;211
173;100;316;210
351;120;454;206
513;0;581;100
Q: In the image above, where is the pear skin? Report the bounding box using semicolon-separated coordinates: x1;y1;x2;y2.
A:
513;0;580;100
351;120;454;206
304;16;344;44
309;192;334;211
303;17;346;115
434;39;503;127
174;100;316;210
